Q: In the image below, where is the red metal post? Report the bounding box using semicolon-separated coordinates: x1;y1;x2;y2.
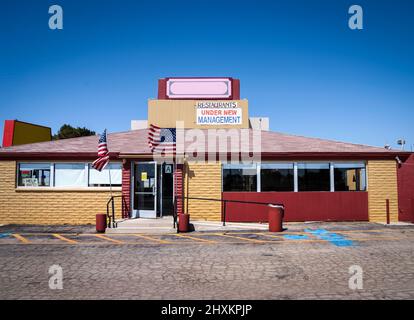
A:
386;199;390;224
412;198;414;223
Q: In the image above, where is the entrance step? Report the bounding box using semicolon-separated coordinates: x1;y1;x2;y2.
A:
105;216;270;234
106;216;176;234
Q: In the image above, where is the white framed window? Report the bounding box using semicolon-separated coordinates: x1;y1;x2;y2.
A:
17;163;51;187
221;161;367;193
261;163;294;192
222;163;257;192
297;163;331;191
16;162;123;188
333;162;366;191
54;163;87;187
88;163;122;187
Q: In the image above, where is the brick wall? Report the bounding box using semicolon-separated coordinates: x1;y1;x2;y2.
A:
0;161;122;225
367;160;398;223
184;162;222;221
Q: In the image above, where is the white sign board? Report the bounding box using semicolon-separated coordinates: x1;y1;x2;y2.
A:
196;101;242;125
23;178;39;187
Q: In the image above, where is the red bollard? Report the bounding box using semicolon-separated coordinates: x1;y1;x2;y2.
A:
96;214;107;233
268;204;284;232
178;213;190;232
386;199;390;225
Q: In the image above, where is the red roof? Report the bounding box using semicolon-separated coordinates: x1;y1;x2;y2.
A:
0;129;409;160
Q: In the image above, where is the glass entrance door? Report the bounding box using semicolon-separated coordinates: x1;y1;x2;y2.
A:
133;162;157;218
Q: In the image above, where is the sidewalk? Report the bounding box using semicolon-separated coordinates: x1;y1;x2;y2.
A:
106;216;414;234
1;218;413;235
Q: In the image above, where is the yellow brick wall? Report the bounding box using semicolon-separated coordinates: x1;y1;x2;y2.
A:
367;160;398;223
0;161;122;225
184;162;222;221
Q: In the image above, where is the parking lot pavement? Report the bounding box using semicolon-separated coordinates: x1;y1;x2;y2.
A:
0;224;413;299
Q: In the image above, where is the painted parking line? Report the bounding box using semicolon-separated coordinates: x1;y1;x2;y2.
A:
12;234;31;244
0;232;405;246
94;234;124;244
52;233;78;244
130;234;173;244
173;233;217;243
213;233;269;244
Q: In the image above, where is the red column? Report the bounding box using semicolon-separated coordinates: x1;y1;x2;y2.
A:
121;160;131;218
174;164;184;215
2;120;15;147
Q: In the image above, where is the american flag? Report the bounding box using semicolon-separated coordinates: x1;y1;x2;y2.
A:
92;129;110;171
148;124;176;153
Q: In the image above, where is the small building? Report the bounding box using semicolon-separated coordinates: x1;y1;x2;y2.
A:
0;77;413;225
2;120;52;147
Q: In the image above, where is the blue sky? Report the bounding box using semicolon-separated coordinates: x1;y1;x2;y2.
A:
0;0;413;149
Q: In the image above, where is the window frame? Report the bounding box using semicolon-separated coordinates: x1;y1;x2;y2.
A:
222;163;258;192
54;162;88;188
88;162;122;187
16;161;123;190
221;161;367;193
297;162;331;192
332;162;367;192
259;162;295;192
17;162;53;188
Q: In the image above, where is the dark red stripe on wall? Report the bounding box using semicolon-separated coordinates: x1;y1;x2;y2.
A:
222;192;369;222
122;160;131;218
232;79;240;100
158;79;167;100
174;164;184;215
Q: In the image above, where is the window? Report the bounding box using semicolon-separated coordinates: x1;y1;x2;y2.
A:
89;163;122;187
334;163;366;191
17;162;123;188
223;164;257;192
54;163;87;187
18;163;51;187
261;163;294;191
298;163;330;191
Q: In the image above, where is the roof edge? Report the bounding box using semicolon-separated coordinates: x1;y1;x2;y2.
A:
0;152;120;160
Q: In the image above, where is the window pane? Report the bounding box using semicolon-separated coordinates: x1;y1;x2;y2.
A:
298;163;330;191
89;163;122;187
18;163;50;187
223;165;257;192
297;163;330;170
261;163;294;191
334;166;366;191
261;163;293;170
54;163;86;187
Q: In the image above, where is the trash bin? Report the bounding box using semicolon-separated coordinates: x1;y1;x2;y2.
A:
178;213;190;233
268;204;284;232
96;214;107;233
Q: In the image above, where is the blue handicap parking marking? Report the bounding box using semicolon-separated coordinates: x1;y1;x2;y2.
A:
283;234;310;240
0;233;11;238
304;228;354;247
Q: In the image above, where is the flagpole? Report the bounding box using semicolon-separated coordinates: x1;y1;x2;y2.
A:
108;163;113;198
106;128;113;199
